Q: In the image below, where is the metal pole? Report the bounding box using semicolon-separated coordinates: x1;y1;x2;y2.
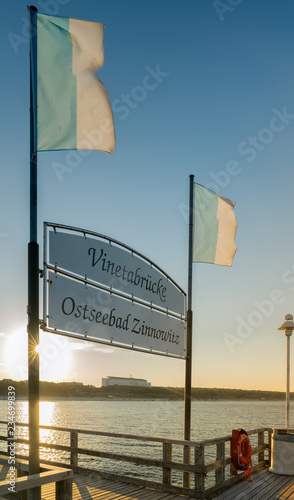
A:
27;6;40;500
286;333;290;429
278;315;294;430
183;174;194;488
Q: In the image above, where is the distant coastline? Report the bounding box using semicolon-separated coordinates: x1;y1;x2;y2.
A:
0;379;291;402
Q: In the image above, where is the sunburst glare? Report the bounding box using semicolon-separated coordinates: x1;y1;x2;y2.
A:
39;333;72;383
4;328;27;379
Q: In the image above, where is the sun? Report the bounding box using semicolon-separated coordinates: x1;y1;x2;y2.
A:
4;328;72;382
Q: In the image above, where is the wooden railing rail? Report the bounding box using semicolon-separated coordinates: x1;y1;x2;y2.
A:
1;421;203;445
0;421;273;499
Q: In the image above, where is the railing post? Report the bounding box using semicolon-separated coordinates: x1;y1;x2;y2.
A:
56;478;73;500
16;490;28;500
17;465;28;500
70;431;78;468
183;444;191;487
162;442;172;484
6;423;9;456
267;429;272;465
194;445;205;495
215;442;225;487
258;430;264;464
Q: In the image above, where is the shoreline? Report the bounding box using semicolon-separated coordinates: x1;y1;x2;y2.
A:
0;396;287;402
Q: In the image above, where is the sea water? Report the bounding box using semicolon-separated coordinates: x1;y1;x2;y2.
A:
0;399;292;483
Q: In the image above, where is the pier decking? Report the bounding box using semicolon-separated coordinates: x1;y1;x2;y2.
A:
1;465;294;500
42;473;193;500
214;468;294;500
36;469;294;500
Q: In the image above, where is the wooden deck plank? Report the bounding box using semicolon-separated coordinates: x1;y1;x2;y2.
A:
74;476;179;500
72;481;170;500
75;484;143;499
1;464;294;500
41;476;130;500
75;477;142;495
40;473;189;500
275;483;294;500
242;474;291;500
75;476;148;494
131;490;176;500
213;469;294;500
266;477;294;500
131;493;178;500
260;475;294;500
284;483;294;499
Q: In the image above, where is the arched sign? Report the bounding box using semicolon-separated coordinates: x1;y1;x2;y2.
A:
43;223;187;358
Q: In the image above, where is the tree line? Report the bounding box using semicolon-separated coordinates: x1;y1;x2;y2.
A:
0;379;290;400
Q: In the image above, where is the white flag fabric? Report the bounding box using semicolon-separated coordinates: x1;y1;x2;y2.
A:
32;12;115;152
193;183;237;266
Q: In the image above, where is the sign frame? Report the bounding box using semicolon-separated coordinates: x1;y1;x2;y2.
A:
43;222;187;359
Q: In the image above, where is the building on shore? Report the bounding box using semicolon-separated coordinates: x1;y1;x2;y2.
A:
102;376;151;388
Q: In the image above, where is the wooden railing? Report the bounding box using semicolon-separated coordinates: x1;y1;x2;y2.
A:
0;421;272;499
0;453;73;499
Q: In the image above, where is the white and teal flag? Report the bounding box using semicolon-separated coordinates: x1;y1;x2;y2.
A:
31;11;115;152
193;183;237;266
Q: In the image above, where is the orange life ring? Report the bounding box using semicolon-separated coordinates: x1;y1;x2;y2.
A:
230;428;252;481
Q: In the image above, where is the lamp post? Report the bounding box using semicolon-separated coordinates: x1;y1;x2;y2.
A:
278;314;294;429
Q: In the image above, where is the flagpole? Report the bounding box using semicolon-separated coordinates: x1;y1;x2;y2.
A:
183;174;194;488
27;6;41;500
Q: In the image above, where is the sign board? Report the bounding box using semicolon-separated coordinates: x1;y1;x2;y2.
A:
47;272;186;357
43;223;187;358
49;230;185;316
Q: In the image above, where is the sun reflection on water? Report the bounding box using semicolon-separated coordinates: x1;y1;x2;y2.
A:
15;401;66;463
39;402;63;462
40;401;55;426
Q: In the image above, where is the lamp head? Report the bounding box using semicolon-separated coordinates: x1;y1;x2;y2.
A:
278;314;294;336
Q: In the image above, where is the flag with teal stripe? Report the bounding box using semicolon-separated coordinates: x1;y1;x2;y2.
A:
32;12;115;152
193;183;237;266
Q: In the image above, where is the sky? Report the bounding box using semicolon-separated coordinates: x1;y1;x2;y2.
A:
1;0;294;392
